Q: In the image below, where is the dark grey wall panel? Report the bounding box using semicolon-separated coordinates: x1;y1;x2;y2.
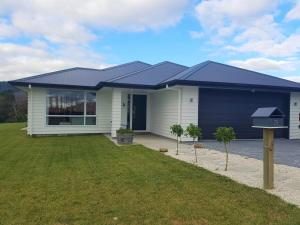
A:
198;88;290;139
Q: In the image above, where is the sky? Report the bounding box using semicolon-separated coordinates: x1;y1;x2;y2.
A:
1;0;300;82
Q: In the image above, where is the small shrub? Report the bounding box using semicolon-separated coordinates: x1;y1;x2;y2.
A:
185;123;202;162
170;124;184;155
116;128;134;134
214;127;236;171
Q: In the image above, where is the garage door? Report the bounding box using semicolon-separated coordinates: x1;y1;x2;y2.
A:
198;88;290;139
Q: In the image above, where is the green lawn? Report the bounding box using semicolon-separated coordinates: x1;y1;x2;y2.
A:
0;123;299;225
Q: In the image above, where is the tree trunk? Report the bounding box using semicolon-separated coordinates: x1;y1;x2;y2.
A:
176;136;179;155
194;139;197;162
224;143;228;171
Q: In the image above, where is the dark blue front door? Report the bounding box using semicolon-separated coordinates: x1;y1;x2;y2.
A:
132;95;147;130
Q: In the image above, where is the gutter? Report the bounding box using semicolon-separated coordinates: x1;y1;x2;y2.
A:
8;81;98;91
9;79;300;93
98;82;155;90
159;80;300;92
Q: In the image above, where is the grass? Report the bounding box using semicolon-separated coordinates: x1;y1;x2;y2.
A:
0;123;299;225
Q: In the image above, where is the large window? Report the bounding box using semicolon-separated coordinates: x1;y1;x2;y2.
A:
47;90;96;125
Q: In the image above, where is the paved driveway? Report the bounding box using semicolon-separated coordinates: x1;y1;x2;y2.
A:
202;139;300;168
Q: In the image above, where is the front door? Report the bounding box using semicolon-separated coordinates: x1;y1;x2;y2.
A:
132;95;147;130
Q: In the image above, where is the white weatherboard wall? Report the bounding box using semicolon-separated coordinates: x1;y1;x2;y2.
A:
121;92;128;128
290;92;300;139
26;86;199;139
149;86;199;141
180;86;199;141
149;89;178;139
111;88;122;137
27;87;112;135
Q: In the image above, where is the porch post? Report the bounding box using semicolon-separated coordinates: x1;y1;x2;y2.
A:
111;88;122;138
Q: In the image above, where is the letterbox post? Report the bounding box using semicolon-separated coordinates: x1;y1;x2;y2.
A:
251;107;287;190
263;128;274;189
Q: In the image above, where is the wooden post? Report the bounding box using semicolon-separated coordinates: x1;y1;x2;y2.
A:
263;128;274;189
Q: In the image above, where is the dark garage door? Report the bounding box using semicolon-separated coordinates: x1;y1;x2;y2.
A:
198;88;290;139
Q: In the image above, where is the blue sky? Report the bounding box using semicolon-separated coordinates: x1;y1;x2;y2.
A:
1;0;300;82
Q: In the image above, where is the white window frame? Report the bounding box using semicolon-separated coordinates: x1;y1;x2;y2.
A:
46;89;97;126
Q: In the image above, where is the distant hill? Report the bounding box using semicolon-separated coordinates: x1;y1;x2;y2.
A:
0;81;26;101
0;82;18;92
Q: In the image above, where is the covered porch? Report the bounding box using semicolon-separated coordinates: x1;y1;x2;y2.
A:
110;86;199;141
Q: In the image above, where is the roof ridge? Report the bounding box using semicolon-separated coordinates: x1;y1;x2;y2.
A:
160;60;188;68
105;61;180;83
210;60;300;85
100;60;150;72
158;65;190;84
67;61;149;72
72;67;108;72
179;61;211;80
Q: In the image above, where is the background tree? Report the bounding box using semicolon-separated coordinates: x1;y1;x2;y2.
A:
170;124;184;155
0;82;27;123
185;123;202;162
214;127;236;171
15;92;27;122
0;91;16;122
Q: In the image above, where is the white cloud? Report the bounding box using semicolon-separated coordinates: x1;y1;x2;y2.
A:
286;1;300;21
284;76;300;83
229;58;296;72
0;19;19;39
192;0;300;59
0;0;189;80
226;33;300;57
11;12;96;45
195;0;278;37
218;11;300;58
0;0;188;44
189;31;203;39
0;42;111;81
233;15;283;43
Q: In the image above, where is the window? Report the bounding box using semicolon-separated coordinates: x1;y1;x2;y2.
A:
86;92;96;115
47;90;96;125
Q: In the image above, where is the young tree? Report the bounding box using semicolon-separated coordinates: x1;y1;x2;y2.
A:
214;127;236;171
170;124;184;155
185;123;202;162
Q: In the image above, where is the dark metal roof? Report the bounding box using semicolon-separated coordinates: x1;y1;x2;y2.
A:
163;61;300;90
104;61;187;88
9;61;151;89
8;60;300;91
163;61;210;82
251;107;285;118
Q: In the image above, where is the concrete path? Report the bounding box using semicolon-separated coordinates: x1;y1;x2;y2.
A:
203;139;300;168
128;134;300;207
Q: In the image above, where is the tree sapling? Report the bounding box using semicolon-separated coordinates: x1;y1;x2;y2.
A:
214;127;236;171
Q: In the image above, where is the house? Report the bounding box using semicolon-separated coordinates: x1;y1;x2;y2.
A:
9;60;300;140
